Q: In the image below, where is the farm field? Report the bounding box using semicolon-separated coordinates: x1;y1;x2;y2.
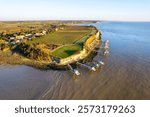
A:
0;21;50;33
0;21;72;33
27;26;93;45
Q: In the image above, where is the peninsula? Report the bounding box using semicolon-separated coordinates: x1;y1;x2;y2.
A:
0;21;101;69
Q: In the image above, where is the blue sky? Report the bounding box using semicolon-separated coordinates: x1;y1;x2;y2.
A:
0;0;150;21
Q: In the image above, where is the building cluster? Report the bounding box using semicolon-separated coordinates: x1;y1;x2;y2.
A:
0;24;64;46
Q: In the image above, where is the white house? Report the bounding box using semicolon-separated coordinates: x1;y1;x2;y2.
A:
42;30;47;35
35;33;44;37
16;35;25;40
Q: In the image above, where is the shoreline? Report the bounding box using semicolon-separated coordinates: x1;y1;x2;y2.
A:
0;49;99;70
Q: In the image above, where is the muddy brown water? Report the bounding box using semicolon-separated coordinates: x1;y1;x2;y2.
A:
0;21;150;100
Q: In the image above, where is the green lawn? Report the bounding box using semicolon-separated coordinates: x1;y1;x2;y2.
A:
52;44;82;58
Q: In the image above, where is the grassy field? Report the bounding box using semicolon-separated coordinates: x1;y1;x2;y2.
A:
52;44;82;59
27;26;92;45
0;21;60;33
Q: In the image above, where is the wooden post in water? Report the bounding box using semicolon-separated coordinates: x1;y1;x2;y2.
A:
76;62;96;71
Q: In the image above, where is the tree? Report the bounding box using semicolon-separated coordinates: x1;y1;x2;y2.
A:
1;43;6;51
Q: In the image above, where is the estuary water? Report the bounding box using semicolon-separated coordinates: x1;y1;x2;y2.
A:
0;22;150;100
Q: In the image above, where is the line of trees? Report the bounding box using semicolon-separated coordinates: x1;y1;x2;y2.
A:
15;43;52;61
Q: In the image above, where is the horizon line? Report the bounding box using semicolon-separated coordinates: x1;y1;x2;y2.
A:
0;19;150;23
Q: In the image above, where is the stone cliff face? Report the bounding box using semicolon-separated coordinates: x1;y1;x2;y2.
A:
56;30;101;66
